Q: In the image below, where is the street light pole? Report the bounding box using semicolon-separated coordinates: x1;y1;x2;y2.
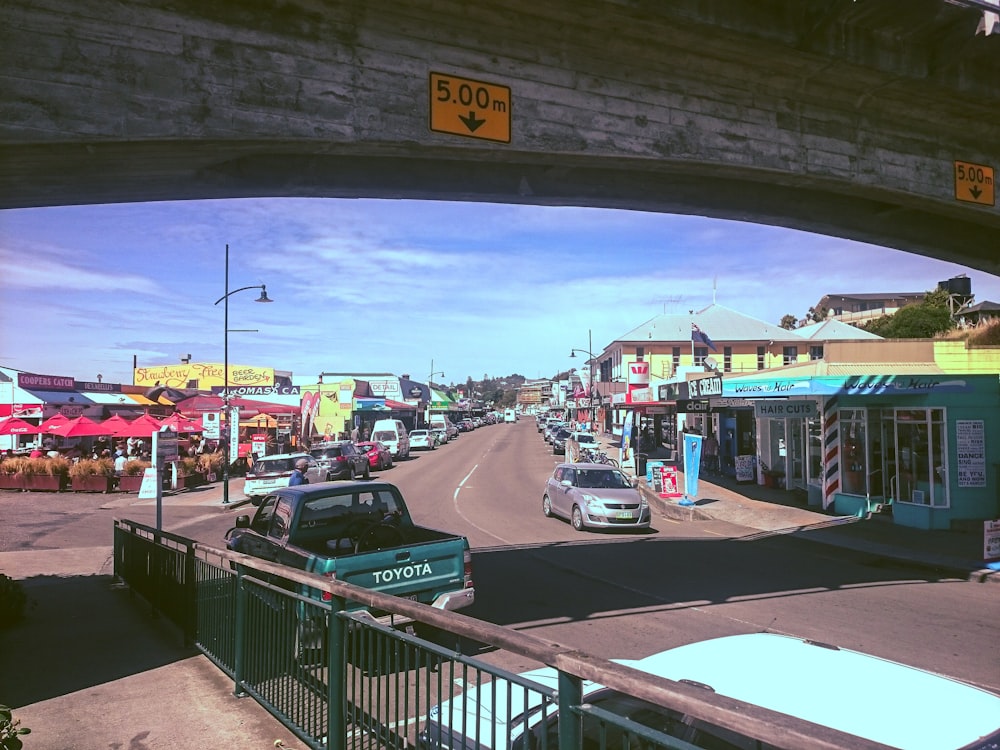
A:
427;360;445;428
214;243;273;505
569;328;597;429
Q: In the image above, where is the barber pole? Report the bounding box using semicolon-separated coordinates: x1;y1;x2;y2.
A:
822;396;839;509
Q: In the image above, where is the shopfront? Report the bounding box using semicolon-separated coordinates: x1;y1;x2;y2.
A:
724;371;999;530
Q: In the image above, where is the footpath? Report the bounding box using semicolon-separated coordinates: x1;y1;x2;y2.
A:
0;471;996;750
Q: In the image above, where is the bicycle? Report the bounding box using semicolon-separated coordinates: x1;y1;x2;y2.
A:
580;447;619;468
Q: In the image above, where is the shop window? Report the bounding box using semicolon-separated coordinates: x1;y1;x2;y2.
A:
672;347;680;371
782;346;799;365
757;346;766;370
809;345;823;361
840;409;868;495
895;408;948;508
636;346;644;362
723;346;732;372
694;346;708;366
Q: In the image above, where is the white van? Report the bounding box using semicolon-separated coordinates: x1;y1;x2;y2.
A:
429;415;458;441
371;418;410;459
504;408;517;423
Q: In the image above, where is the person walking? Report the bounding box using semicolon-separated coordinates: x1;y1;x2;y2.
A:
703;431;720;475
288;458;310;487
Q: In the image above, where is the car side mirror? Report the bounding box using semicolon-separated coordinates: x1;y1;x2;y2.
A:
560;479;573;487
235;514;250;528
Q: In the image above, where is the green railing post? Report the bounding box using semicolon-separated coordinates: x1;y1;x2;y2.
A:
232;567;248;698
558;671;583;750
327;596;347;750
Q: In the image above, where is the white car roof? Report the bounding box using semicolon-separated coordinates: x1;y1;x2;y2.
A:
428;633;1000;750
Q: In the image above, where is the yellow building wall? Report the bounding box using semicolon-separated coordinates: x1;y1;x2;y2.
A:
934;341;1000;374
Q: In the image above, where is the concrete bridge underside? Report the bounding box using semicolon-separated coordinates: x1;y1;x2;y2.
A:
2;0;998;273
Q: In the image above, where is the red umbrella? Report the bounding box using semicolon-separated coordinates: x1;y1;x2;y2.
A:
46;416;109;438
161;413;203;433
97;414;135;437
39;414;71;433
0;417;42;435
113;414;164;438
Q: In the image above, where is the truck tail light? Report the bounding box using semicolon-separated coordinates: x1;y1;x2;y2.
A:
463;550;474;589
320;571;337;602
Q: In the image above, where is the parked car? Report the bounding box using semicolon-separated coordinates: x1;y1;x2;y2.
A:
421;632;1000;750
458;419;475;432
429;415;458;440
309;440;371;481
428;428;448;446
551;427;573;454
244;452;326;504
409;429;437;451
356;440;393;471
544;421;566;443
543;462;649;531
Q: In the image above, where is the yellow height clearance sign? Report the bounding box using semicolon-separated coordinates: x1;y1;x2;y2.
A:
430;72;511;143
954;160;995;206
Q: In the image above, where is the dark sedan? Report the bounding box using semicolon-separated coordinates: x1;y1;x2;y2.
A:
309;441;371;480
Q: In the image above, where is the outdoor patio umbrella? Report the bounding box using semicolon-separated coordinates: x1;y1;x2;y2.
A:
113;414;164;438
0;417;42;435
160;413;203;432
96;414;135;436
38;414;70;432
46;416;109;438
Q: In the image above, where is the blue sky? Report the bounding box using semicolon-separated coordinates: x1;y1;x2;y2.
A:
2;199;998;387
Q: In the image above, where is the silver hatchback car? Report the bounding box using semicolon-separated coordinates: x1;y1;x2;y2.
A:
543;462;649;531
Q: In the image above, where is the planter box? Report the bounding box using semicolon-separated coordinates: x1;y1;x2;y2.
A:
117;475;145;493
71;475;115;493
0;474;25;491
182;473;204;489
23;474;66;492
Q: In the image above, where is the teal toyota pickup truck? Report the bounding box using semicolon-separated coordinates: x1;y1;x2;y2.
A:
224;481;475;613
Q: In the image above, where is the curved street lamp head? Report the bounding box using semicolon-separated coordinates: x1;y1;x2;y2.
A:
569;350;576;358
255;286;273;303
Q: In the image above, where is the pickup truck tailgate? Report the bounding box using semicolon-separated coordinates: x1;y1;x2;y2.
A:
311;537;471;606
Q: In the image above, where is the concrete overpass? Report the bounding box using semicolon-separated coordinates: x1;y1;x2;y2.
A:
1;0;998;273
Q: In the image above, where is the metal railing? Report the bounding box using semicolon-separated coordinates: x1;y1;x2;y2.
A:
113;519;892;750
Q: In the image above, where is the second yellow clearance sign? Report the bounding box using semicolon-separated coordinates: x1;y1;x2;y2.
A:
429;72;511;143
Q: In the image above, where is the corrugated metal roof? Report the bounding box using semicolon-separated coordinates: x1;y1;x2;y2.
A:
616;304;800;344
794;319;883;341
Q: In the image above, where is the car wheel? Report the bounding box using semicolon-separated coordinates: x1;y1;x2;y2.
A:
363;463;371;480
571;505;585;532
542;495;553;518
348;466;356;481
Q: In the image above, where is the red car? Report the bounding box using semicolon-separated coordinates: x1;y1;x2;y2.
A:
356;440;393;471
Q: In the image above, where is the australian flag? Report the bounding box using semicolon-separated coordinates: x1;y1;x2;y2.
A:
691;323;718;352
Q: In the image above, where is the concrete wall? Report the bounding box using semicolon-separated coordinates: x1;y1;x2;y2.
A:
1;0;998;271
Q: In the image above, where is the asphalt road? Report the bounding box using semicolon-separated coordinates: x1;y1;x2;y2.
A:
3;421;998;696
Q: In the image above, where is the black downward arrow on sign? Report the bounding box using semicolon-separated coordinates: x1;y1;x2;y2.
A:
970;186;982;199
459;111;486;132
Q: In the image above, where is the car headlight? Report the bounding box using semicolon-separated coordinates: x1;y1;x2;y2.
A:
581;494;606;509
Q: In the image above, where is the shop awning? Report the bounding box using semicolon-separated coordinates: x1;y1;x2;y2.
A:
22;389;95;405
384;399;416;410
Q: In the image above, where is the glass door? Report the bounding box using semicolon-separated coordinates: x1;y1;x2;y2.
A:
789;419;805;489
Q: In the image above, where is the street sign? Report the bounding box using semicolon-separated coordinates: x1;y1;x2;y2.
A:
430;72;511;143
154;427;179;466
954;160;995;205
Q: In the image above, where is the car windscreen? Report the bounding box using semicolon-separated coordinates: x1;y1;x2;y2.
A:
251;458;294;474
576;469;632;489
310;447;341;458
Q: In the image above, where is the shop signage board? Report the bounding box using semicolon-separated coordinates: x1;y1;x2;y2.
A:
984;520;1000;562
735;455;756;482
430;72;511;143
754;400;818;418
202;412;221;440
653;465;680;498
686;375;722;398
677;399;710;413
956;419;986;487
154;428;179;467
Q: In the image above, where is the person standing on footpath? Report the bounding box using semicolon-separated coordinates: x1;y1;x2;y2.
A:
703;431;720;474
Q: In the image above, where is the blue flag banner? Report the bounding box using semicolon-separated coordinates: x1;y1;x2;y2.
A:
691;323;718;352
682;433;703;502
621;410;634;457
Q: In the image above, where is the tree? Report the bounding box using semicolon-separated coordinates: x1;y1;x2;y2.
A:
861;289;954;338
807;305;828;323
779;314;798;330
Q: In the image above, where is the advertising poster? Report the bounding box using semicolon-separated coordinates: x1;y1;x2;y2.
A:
956;420;986;488
735;455;756;483
658;466;680;498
